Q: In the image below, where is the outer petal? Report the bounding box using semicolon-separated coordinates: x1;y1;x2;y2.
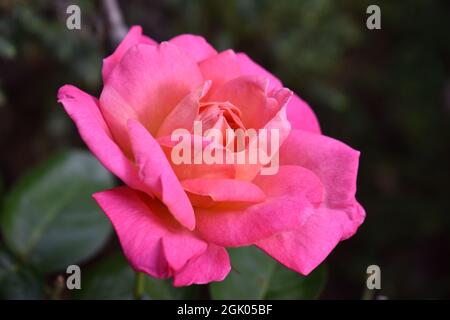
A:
57;85;147;192
181;178;266;207
173;244;230;287
128;119;196;230
280;130;360;206
102;26;157;81
236;52;282;91
195;166;323;247
169;34;217;62
259;129;366;275
286;95;321;134
257;203;365;275
93;186;207;278
199;50;242;97
100;42;203;154
162;233;207;272
235;53;320;134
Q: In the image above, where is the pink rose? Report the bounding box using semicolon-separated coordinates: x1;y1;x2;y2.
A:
57;26;365;286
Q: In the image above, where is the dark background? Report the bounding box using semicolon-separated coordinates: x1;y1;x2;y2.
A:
0;0;449;299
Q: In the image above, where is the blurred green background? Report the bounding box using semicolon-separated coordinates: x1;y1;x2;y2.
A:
0;0;449;299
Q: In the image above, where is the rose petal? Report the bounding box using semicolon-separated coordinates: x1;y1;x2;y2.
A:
169;34;217;62
237;52;282;90
234;101;291;180
260;129;365;275
100;42;203;154
102;26;157;82
173;244;231;286
57;85;147;192
93;186;207;278
211;75;288;129
257;203;365;275
286;95;321;134
162;233;207;272
195;165;323;247
128;119;196;230
181;178;266;207
199;50;242;97
158;135;236;180
156;81;211;138
280;129;360;206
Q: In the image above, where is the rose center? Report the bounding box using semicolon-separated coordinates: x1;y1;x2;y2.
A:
196;101;245;133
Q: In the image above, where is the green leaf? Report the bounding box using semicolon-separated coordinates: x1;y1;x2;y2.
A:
0;249;44;299
210;246;327;300
0;150;114;273
74;253;201;299
264;261;327;299
144;276;201;300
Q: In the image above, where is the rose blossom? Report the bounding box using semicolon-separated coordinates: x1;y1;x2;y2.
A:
57;26;365;286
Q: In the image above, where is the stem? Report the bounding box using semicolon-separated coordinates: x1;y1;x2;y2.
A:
134;272;145;300
102;0;127;45
361;287;374;300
